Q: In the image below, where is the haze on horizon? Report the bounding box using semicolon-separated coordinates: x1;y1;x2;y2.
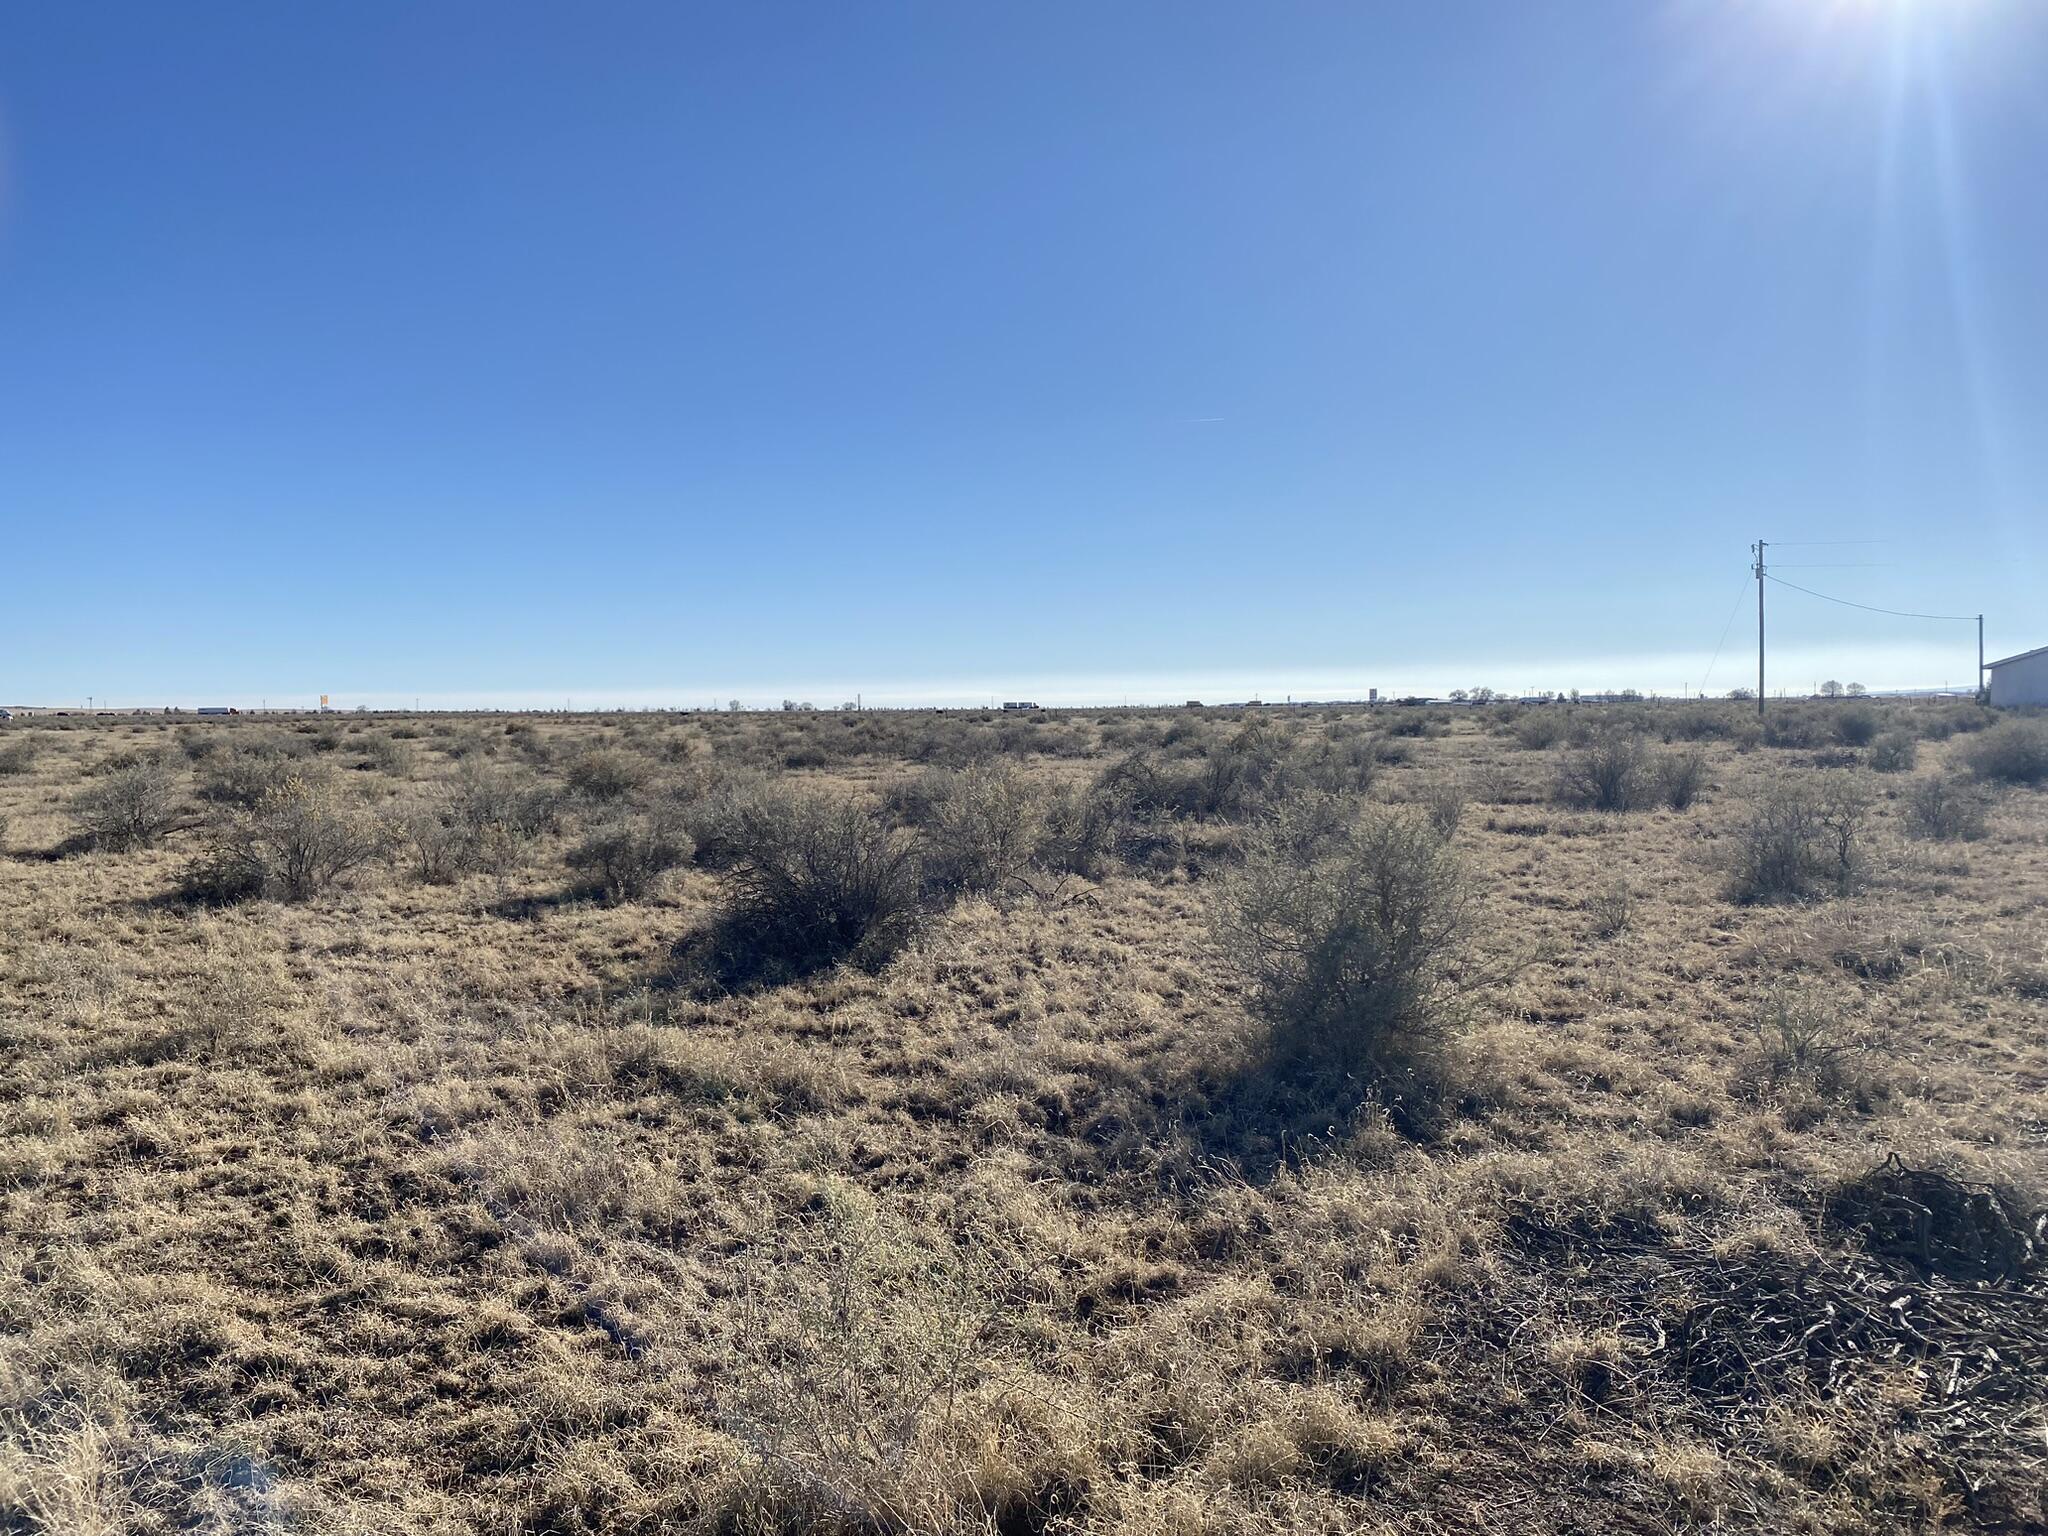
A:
3;1;2044;703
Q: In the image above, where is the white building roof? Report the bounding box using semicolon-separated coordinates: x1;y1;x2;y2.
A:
1986;644;2048;669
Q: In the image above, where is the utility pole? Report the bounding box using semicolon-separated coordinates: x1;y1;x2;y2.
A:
1753;539;1766;718
1978;615;1985;700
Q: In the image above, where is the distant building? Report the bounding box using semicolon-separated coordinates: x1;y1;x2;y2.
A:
1986;645;2048;707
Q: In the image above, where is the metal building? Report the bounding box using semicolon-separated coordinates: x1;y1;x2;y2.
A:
1986;645;2048;707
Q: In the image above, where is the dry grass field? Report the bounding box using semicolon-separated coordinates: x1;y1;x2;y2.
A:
2;700;2044;1535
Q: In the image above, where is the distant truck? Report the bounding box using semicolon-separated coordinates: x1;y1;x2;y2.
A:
1000;701;1041;712
196;706;240;717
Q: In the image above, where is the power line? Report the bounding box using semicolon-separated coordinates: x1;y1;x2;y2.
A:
1699;574;1752;693
1763;574;1976;623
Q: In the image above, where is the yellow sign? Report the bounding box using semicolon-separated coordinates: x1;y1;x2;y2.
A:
320;694;329;709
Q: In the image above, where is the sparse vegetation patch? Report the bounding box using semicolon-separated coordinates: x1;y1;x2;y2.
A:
1;701;2041;1534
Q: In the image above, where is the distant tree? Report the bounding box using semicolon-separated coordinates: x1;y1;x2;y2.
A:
1468;687;1498;704
1448;689;1469;703
1728;687;1755;701
728;700;743;712
1846;682;1867;697
1819;680;1845;699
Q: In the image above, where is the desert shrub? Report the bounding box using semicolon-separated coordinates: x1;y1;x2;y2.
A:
878;772;943;826
1467;763;1518;805
1925;703;1995;738
565;747;648;800
1512;711;1569;751
1904;774;1992;843
1032;778;1130;880
1868;733;1917;774
678;771;777;870
1834;704;1880;747
706;790;928;983
1099;717;1167;753
0;738;39;775
1090;752;1178;824
1299;730;1384;795
718;1200;1006;1533
1077;754;1254;875
1556;731;1653;811
1727;782;1822;905
1418;775;1465;838
69;757;182;851
439;731;497;761
914;762;1046;897
1665;704;1739;743
1739;992;1866;1102
1587;879;1634;938
1811;773;1876;897
397;806;478;885
1657;749;1708;810
1961;719;2048;786
397;768;554;884
655;729;702;765
186;774;387;902
198;746;304;808
567;808;693;903
1214;803;1475;1086
355;733;416;776
1761;707;1827;750
1175;718;1296;822
451;761;559;842
1725;772;1872;904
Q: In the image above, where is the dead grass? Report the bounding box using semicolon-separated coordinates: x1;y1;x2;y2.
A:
1;702;2043;1533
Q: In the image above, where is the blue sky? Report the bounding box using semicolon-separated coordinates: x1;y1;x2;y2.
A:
3;1;2042;707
